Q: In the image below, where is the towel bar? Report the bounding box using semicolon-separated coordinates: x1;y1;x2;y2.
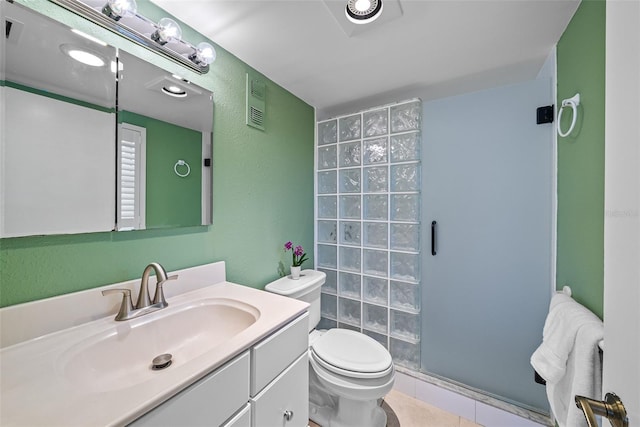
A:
534;285;604;386
558;285;605;352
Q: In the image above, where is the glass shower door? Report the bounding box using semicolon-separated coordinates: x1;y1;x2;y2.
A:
420;78;554;411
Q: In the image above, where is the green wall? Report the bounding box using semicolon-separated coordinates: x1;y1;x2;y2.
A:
0;0;315;307
556;0;606;318
119;111;202;228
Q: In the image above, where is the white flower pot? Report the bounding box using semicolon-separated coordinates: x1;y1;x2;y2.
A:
290;266;301;280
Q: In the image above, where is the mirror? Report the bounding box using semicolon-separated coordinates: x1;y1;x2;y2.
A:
0;2;213;237
116;51;213;230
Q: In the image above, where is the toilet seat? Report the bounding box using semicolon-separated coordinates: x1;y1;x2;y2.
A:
310;329;393;379
309;352;396;402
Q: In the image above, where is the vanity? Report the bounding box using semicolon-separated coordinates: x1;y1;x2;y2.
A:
0;262;310;426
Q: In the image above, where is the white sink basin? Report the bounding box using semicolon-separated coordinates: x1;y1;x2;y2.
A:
0;277;309;426
61;298;259;393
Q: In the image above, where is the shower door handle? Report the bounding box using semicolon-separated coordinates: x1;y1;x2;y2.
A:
431;221;437;256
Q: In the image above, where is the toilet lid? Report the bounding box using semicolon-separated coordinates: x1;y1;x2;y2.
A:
311;329;393;378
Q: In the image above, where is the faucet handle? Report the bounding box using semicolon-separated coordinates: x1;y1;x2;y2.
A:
152;275;178;307
102;289;134;321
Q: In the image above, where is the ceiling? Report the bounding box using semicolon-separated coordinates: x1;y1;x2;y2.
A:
151;0;580;118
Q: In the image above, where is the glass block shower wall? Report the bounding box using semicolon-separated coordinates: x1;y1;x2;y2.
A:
315;99;422;369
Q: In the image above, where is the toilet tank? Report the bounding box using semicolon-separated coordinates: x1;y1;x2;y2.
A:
265;270;326;332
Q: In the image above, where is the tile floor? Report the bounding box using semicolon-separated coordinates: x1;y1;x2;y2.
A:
308;389;482;427
392;372;550;427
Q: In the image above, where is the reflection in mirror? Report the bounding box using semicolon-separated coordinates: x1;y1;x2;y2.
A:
1;1;117;237
0;2;214;237
117;51;213;230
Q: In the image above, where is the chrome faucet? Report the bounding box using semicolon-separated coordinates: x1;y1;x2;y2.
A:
137;262;168;309
102;262;178;321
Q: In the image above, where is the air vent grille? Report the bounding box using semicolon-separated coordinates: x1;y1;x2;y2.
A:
246;72;266;131
250;106;264;127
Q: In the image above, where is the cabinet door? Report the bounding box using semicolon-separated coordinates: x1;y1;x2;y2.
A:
222;403;251;427
250;312;308;396
251;352;308;427
129;352;249;426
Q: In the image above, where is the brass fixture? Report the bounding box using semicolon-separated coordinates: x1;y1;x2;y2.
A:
575;392;629;427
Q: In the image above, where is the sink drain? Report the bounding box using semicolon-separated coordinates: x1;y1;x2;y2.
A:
151;353;173;370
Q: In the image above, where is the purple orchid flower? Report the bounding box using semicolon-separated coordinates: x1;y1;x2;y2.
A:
284;241;308;267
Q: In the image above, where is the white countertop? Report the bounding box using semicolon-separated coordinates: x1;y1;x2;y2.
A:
0;278;308;426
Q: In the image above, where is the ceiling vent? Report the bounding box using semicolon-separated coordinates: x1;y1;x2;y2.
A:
246;72;266;131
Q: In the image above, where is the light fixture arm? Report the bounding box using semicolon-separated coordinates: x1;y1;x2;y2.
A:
48;0;211;74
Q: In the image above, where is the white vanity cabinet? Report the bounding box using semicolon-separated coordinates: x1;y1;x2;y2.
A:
251;352;308;427
129;352;251;427
129;313;309;427
250;313;309;427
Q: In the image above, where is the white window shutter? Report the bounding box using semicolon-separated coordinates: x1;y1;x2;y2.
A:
117;123;146;230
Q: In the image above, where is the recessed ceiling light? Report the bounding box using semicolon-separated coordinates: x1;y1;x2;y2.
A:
60;44;106;67
161;85;187;97
345;0;383;24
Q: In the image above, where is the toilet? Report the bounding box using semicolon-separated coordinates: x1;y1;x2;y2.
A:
266;270;395;427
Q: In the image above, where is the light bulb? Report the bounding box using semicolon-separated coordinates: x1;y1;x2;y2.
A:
102;0;137;21
151;18;182;45
190;42;216;66
354;0;371;12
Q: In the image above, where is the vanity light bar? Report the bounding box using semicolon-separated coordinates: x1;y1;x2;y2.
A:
48;0;211;74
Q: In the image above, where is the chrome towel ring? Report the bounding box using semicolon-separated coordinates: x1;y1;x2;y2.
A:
558;93;580;137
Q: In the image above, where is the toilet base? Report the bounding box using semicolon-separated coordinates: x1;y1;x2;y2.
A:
310;396;387;427
308;348;393;427
331;397;387;427
309;401;333;427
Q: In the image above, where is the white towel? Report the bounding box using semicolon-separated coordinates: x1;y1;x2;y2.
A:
547;322;604;427
530;294;600;382
530;293;604;427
